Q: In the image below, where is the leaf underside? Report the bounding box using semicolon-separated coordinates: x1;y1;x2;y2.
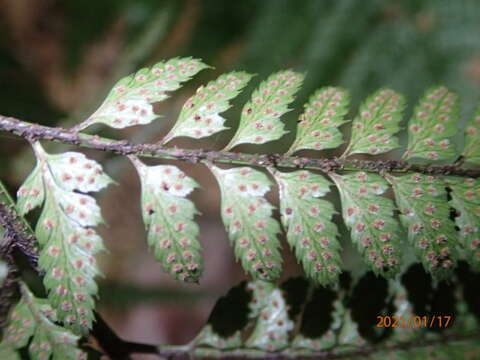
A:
209;164;282;281
288;87;350;154
462;106;480;165
225;70;304;150
132;157;203;282
7;55;480;349
273;169;341;285
17;142;112;334
330;172;402;277
344;88;405;156
447;177;480;271
85;57;208;129
387;173;458;279
2;284;86;360
404;86;458;161
163;71;252;143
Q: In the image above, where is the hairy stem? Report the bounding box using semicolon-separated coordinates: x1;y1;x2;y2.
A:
1;115;479;177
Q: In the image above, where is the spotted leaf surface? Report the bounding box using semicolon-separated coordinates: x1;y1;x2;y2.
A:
81;57;208;129
273;169;341;285
17;142;112;334
208;165;282;281
4;284;86;360
131;157;202;282
462;106;480;165
287;87;349;154
403;86;458;161
163;72;252;143
224;70;304;150
330;172;402;277
446;177;480;271
245;281;293;351
387;173;457;278
0;342;19;360
343;89;404;157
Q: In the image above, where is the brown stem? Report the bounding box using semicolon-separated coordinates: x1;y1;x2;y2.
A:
1;115;479;177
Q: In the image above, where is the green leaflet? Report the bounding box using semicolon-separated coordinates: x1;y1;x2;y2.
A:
130;156;203;282
0;342;19;360
342;89;405;157
17;142;112;334
386;173;457;279
272;169;341;285
462;106;480;165
224;70;304;150
446;177;480;271
2;283;86;360
162;71;252;143
245;281;294;351
329;172;402;277
287;87;350;154
403;86;458;161
79;57;208;130
208;164;282;281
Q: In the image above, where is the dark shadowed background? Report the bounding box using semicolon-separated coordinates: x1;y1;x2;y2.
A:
1;0;479;357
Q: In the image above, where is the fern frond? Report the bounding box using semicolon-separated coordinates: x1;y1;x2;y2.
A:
162;71;252;143
462;106;480;165
208;164;282;281
224;70;304;150
403;86;458;161
76;57;208;130
342;89;405;157
287;87;350;154
446;177;480;271
130;156;203;282
2;283;86;359
244;281;294;351
330;172;402;277
272;169;341;285
17;142;112;334
386;173;457;279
